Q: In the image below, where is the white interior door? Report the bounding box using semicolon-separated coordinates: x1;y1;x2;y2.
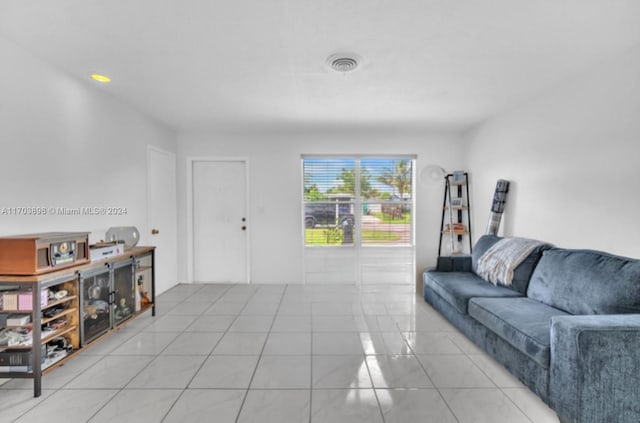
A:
192;160;248;283
147;146;177;294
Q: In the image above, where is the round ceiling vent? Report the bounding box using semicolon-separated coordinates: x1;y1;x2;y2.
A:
327;54;360;72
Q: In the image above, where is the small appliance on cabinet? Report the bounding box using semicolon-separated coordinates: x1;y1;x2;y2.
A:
0;232;89;275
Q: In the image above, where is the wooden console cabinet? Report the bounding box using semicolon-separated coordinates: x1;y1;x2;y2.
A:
0;246;155;397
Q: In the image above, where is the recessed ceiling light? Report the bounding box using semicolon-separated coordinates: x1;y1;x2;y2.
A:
327;53;360;73
90;73;111;83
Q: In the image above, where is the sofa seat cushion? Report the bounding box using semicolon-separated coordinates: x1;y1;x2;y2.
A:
424;271;522;315
528;249;640;315
468;297;570;368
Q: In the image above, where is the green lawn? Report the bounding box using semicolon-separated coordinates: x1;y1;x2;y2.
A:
306;228;401;245
305;228;343;245
361;230;401;242
372;212;411;224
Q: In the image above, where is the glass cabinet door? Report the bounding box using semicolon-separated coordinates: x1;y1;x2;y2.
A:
112;259;135;326
79;267;111;345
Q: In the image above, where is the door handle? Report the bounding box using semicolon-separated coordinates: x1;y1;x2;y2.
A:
151;229;160;235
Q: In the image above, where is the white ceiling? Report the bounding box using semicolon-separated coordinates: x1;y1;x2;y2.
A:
2;0;640;132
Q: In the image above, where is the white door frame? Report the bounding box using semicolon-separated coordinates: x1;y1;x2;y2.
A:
147;145;176;245
147;145;178;293
186;157;251;284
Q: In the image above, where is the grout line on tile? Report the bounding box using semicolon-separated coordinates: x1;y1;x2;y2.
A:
233;283;286;423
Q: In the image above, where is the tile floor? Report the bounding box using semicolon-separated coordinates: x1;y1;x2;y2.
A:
0;283;560;423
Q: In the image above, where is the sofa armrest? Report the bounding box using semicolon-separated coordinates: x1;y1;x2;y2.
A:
550;314;640;423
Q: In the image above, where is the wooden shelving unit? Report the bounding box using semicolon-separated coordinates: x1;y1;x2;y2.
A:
437;172;472;268
0;246;155;397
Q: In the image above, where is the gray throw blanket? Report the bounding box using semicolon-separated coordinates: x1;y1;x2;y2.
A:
477;237;547;286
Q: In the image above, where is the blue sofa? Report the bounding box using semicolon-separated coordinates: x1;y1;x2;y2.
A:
423;235;640;423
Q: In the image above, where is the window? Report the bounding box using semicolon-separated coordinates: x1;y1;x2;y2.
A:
303;156;414;247
360;157;413;245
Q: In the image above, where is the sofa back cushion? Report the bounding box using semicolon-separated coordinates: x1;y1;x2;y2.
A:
471;235;549;294
527;249;640;315
471;235;500;271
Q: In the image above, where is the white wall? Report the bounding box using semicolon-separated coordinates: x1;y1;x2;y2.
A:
177;129;466;286
465;45;640;259
0;36;176;245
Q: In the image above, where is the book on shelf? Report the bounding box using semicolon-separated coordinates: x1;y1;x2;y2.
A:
443;223;466;232
7;314;31;326
451;171;466;183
